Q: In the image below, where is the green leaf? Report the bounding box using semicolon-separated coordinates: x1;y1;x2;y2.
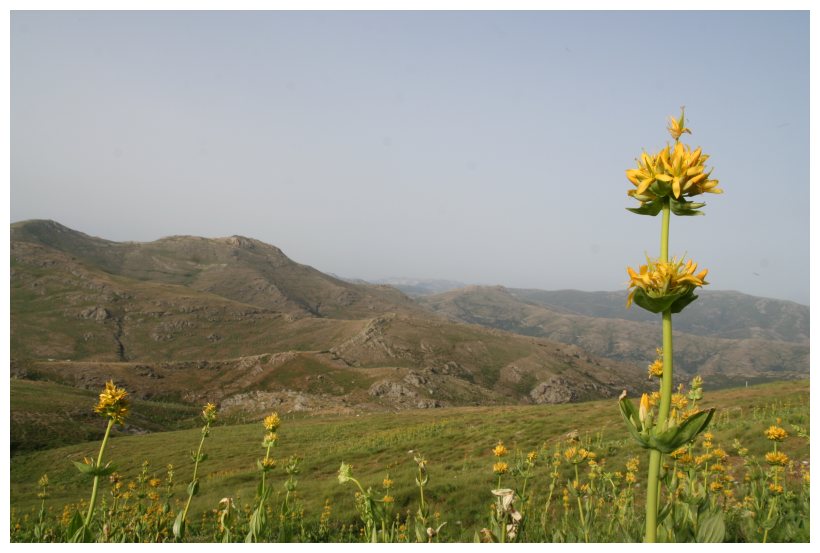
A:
651;409;715;453
632;288;684;314
626;200;663;216
618;396;650;449
670;198;707;216
73;461;96;476
697;510;725;543
72;461;116;478
671;292;699;314
172;511;186;540
187;479;199;497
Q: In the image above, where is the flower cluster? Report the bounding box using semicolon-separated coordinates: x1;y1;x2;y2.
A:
94;380;130;425
627;143;721;203
626;256;708;312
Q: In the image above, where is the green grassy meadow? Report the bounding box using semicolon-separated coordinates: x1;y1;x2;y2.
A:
10;379;809;542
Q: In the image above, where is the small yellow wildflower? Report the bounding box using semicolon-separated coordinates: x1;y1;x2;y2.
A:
625;456;640;473
202;402;217;424
768;483;784;495
712;448;728;461
263;432;278;446
625;472;637;484
765;426;788;442
383;477;393;489
382;495;394;504
492;442;508;457
527;451;537;464
667;107;692;141
709;481;724;492
493;462;509;475
148;478;161;488
648;358;664;378
765;451;789;466
671;393;688;410
670;447;687;460
94;380;130;425
263;413;281;432
260;457;276;470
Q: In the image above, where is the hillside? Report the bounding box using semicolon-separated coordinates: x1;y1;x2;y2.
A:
10;220;647;425
509;288;809;343
419;286;809;386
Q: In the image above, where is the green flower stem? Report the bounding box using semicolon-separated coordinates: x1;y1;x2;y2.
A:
179;426;209;534
660;197;670;262
84;418;115;529
645;198;674;543
645;449;661;542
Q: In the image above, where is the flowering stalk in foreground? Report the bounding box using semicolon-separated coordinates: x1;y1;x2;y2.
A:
71;380;129;541
246;412;280;542
619;108;721;542
173;402;218;540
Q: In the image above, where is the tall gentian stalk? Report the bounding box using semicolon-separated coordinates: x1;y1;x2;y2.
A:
618;108;722;542
173;402;218;541
71;380;129;542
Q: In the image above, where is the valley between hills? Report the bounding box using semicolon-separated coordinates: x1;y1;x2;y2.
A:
9;219;809;453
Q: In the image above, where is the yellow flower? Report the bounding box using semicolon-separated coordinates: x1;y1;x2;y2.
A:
263;432;278;447
667;107;692;141
626;256;708;308
625;456;640;473
709;481;724;492
768;483;784;495
94;380;130;425
527;451;538;464
202;402;217;424
765;426;788;442
625;472;637;484
381;495;394;504
492;442;508;457
493;462;509;475
647;358;664;378
263;412;281;432
765;451;789;466
671;393;688;410
383;477;393;489
639;393;650;426
148;478;161;488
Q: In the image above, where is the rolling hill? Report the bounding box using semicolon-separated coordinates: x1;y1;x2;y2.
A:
419;285;809;387
10;220;648;432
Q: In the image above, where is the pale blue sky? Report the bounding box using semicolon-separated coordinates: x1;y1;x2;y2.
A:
10;11;810;304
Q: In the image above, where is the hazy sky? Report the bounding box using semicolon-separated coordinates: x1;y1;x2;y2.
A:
10;11;810;304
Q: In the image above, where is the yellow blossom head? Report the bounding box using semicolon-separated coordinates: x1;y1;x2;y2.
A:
492;442;508;457
94;380;130;425
765;451;789;466
263;412;281;432
626;255;708;313
626;109;721;216
647;358;664;378
202;402;217;424
493;461;509;475
765;425;788;442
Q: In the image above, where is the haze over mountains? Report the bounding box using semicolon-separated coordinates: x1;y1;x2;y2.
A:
10;220;809;423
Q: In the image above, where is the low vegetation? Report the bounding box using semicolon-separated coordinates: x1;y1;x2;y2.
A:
9;379;809;542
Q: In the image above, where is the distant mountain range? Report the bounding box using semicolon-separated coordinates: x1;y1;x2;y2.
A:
10;220;809;423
